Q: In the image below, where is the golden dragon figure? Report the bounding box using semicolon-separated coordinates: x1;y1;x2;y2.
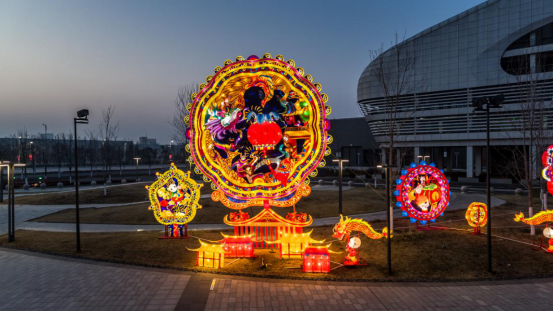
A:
514;210;553;225
332;215;390;241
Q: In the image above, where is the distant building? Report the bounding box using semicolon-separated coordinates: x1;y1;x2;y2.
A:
357;0;553;178
325;117;378;168
138;136;158;148
38;133;54;140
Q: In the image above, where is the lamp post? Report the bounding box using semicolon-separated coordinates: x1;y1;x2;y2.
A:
0;161;26;242
30;142;36;174
472;94;504;273
332;159;349;215
42;124;47;178
74;109;89;252
417;155;430;165
170;140;174;164
378;163;396;275
134;157;141;182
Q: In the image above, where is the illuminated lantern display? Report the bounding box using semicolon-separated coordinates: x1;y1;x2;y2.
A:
514;210;553;225
220;233;255;258
224;204;313;248
332;215;389;266
145;164;203;238
542;145;553;195
465;202;488;235
302;245;338;273
543;227;553;253
266;230;325;259
187;54;331;242
188;239;226;269
395;161;450;224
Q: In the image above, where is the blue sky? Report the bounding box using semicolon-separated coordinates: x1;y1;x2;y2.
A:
0;0;484;142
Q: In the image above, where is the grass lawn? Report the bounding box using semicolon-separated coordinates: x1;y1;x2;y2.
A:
7;183;151;205
4;196;553;282
29;188;386;224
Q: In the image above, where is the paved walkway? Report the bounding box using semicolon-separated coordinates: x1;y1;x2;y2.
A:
1;247;553;310
8;192;505;234
0;249;190;310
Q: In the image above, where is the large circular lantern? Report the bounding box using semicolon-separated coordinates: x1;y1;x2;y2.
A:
187;54;331;209
395;162;450;224
542;145;553;196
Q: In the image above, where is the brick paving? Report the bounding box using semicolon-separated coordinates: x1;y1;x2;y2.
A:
1;248;553;310
0;249;190;310
205;278;553;311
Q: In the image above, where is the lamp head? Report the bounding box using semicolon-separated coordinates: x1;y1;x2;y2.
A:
77;109;89;118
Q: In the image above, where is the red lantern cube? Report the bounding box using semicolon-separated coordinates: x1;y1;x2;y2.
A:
302;247;330;273
222;236;255;258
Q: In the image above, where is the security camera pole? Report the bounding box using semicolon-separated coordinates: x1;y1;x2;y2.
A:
74;109;89;252
472;94;503;273
332;158;349;215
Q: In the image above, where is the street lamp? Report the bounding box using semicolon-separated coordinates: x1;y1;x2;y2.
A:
377;163;397;275
170;140;174;164
0;161;26;242
134;157;141;182
42;124;47;178
332;158;349;215
472;93;504;273
417;155;430;164
30;142;36;174
74;109;89;252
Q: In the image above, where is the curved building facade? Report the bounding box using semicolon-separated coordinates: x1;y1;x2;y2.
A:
358;0;553;178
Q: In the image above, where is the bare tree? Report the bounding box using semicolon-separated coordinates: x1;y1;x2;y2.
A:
98;105;119;181
369;33;424;172
170;84;198;165
497;52;553;235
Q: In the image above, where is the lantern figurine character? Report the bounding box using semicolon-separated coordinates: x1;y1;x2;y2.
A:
465;202;488;235
187;239;226;269
302;245;339;273
344;237;362;266
145;164;203;238
220;233;255;258
333;215;389;266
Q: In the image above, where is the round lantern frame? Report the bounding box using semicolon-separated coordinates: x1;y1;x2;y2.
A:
542;145;553;196
186;54;331;209
465;202;488;228
395;163;450;222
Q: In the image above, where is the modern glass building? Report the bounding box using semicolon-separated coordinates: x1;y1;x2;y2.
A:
358;0;553;180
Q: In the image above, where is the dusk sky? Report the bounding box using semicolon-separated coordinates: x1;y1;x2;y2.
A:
0;0;483;143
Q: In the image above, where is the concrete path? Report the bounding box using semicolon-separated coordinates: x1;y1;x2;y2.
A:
1;247;553;310
4;192;505;234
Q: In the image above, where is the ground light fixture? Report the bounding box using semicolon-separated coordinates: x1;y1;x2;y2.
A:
332;158;349;215
74;109;89;252
472;93;504;273
377;163;397;275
